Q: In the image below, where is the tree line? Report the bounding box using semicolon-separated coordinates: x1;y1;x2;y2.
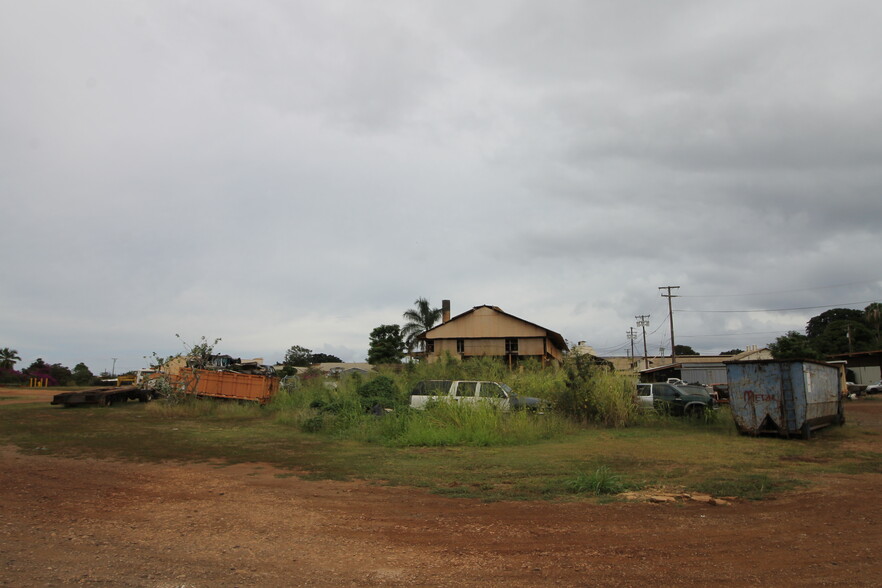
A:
770;303;882;360
0;348;104;386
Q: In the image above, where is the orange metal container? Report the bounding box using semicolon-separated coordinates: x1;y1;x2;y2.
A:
178;368;279;404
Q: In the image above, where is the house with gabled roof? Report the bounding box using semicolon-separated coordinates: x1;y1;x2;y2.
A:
418;301;568;367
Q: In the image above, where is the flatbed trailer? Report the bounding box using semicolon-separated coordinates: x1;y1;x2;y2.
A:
51;385;153;407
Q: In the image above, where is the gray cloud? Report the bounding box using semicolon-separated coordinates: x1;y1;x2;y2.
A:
2;1;880;372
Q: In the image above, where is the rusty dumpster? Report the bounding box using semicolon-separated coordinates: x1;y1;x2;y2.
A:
177;368;279;404
725;359;844;439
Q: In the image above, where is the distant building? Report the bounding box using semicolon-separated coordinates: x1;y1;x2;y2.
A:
635;346;773;385
419;302;567;367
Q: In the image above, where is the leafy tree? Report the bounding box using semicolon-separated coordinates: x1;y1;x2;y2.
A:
22;358;73;386
72;362;95;386
0;347;21;370
769;331;823;360
806;308;866;340
720;348;744;356
812;320;875;355
367;324;405;365
310;352;342;364
283;345;314;368
866;303;882;347
674;345;698;356
401;297;443;352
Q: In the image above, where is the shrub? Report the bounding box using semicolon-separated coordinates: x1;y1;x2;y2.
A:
554;353;638;427
355;375;402;411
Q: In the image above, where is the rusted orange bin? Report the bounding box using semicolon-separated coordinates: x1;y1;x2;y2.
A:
177;368;279;404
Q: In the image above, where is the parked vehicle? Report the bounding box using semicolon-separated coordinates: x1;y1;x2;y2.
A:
636;382;717;416
726;359;844;439
409;380;548;412
866;380;882;394
51;385;153;407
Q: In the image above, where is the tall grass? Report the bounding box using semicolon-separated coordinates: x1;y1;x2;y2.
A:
146;396;262;419
153;356;646;446
263;355;648;447
383;402;572;447
554;353;639;427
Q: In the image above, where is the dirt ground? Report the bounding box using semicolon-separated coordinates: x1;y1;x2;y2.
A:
1;390;881;586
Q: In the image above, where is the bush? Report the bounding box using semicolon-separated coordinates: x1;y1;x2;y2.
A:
355;375;402;411
554;353;638;427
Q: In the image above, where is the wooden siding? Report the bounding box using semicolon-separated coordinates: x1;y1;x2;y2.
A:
427;307;547;339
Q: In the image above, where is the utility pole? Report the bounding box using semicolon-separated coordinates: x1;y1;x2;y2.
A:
627;328;638;369
659;286;680;364
111;357;118;377
635;315;650;370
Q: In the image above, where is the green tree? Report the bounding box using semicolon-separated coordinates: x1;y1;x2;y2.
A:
720;348;744;355
812;320;875;355
865;303;882;347
401;297;443;352
0;347;21;370
367;324;405;365
72;362;95;386
283;345;314;367
310;352;342;364
22;358;72;386
769;331;823;360
806;308;866;339
674;345;698;356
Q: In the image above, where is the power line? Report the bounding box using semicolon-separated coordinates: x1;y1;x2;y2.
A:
678;299;880;313
680;279;882;298
678;330;790;338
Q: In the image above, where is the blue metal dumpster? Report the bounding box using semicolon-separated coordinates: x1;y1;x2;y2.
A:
725;359;844;439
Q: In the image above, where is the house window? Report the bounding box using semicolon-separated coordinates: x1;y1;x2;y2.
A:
456;339;464;353
425;340;434;353
505;338;518;354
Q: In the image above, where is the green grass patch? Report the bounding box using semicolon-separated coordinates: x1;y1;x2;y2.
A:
0;383;874;502
562;466;635;495
690;474;805;500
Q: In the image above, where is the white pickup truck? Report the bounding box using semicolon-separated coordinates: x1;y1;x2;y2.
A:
409;380;548;412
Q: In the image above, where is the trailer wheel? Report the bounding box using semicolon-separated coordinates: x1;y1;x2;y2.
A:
138;392;151;403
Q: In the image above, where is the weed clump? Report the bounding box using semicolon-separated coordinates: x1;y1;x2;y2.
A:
563;466;632;495
554;354;638;427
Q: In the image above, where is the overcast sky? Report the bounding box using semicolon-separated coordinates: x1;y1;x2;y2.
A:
2;1;881;374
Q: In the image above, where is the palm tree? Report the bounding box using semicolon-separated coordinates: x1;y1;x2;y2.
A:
0;348;21;370
401;298;443;354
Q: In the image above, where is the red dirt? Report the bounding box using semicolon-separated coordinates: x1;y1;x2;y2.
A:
1;393;881;586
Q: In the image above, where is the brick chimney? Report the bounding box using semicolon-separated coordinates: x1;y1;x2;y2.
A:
442;299;450;323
